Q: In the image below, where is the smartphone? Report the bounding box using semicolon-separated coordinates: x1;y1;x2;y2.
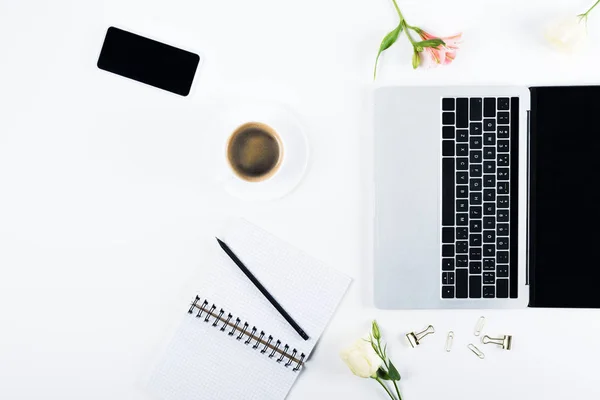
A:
97;27;200;96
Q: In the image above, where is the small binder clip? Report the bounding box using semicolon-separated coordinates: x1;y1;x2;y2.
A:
445;331;454;352
474;316;485;336
482;335;513;350
406;325;435;348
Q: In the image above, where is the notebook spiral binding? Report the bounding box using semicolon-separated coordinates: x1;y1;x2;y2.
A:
188;296;306;372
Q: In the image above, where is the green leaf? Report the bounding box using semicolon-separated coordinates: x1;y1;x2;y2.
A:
376;367;392;381
374;23;403;79
387;361;401;381
415;38;445;48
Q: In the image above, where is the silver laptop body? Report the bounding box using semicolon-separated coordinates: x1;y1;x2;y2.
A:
373;86;530;309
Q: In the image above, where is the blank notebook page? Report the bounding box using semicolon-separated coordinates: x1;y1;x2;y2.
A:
147;219;351;400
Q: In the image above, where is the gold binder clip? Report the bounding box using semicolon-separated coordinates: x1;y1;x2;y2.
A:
482;335;513;350
474;316;486;336
406;325;435;348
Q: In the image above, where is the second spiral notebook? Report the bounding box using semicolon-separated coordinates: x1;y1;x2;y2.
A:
147;220;351;400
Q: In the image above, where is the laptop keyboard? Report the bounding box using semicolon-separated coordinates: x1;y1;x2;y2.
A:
441;97;518;299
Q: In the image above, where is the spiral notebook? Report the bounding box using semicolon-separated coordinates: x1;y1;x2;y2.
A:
147;220;351;400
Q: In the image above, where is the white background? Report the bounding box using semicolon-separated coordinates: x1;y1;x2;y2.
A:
1;0;600;399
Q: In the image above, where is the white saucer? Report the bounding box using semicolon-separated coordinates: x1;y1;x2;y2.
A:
215;102;309;201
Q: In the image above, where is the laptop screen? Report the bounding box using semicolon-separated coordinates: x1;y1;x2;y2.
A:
529;86;600;308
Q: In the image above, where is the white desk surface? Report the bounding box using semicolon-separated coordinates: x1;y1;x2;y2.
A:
2;0;600;399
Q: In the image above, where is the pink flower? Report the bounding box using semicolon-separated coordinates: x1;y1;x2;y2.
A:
418;31;462;66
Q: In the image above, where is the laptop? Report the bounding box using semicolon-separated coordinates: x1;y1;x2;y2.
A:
373;85;600;309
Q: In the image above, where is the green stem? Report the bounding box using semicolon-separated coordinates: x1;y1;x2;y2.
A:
375;377;397;400
390;0;404;21
392;381;403;400
403;21;417;45
582;0;600;17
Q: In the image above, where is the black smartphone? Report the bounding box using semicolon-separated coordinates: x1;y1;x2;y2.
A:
97;27;200;96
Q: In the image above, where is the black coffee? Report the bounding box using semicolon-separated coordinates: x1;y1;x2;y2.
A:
227;122;282;182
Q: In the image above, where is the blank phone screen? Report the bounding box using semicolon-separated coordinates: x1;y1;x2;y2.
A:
97;27;200;96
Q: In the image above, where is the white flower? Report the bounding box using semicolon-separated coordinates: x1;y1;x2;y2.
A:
340;337;383;378
545;16;588;52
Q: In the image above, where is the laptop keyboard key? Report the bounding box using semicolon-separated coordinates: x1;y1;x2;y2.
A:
442;227;454;243
456;98;468;128
497;210;509;222
470;137;482;149
456;227;468;240
497;223;509;236
498;126;510;138
457;158;468;170
470;151;482;164
484;161;496;174
470;262;482;274
484;132;496;145
483;285;495;298
470;98;483;121
497;265;509;277
497;279;509;298
484;189;495;202
484;175;496;188
457;186;468;198
442;258;455;270
483;258;495;270
497;251;509;263
443;112;455;125
456;143;469;156
483;216;495;229
443;140;455;156
484;98;496;117
470;122;482;135
456;269;468;298
483;272;495;284
497;112;510;124
469;234;482;247
470;165;482;177
456;241;468;254
497;98;510;110
483;244;495;257
498;154;510;166
457;129;469;142
498;140;510;152
442;158;455;225
484;119;496;131
470;248;482;260
442;98;455;111
457;172;468;185
470;179;482;192
470;192;482;205
470;220;482;233
497;237;509;250
497;182;509;195
442;286;455;298
443;126;455;139
469;275;482;298
456;255;468;267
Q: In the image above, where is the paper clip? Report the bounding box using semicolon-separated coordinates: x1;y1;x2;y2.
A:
474;316;486;336
468;343;485;359
406;325;435;348
482;335;513;350
445;331;454;352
